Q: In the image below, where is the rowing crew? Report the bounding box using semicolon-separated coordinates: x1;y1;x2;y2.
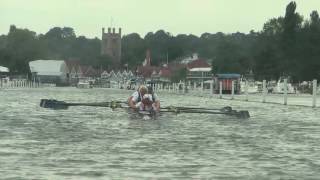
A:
128;85;161;112
40;96;250;119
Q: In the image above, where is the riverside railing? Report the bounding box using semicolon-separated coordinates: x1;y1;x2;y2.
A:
99;79;319;108
0;79;54;89
155;79;319;108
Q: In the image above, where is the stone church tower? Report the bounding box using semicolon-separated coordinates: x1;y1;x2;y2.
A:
101;27;122;63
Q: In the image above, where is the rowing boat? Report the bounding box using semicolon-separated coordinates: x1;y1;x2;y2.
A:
39;99;250;119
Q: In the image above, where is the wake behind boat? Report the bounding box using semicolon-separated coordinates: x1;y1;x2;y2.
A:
137;110;158;120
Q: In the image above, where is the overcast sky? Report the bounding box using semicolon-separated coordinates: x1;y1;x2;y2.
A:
1;0;319;38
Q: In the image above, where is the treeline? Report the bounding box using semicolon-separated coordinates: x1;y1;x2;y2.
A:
0;1;320;81
122;1;320;82
0;25;110;74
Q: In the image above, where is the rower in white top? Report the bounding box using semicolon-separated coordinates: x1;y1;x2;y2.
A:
135;94;155;111
128;85;160;112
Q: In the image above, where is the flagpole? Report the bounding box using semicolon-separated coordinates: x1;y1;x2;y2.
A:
167;51;168;65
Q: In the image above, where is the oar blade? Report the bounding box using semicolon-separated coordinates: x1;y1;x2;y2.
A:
40;99;69;109
236;111;250;119
221;106;232;113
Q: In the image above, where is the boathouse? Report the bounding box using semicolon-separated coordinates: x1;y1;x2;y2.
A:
186;59;212;84
214;73;241;94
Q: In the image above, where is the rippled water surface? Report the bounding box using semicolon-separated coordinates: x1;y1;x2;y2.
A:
0;87;320;179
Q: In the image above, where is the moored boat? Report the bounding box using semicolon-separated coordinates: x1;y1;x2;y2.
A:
272;77;296;94
77;78;93;89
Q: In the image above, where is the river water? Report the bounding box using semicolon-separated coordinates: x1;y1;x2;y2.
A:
0;87;319;179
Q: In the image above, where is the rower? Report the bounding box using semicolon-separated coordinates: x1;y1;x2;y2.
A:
147;85;160;112
128;85;161;112
139;94;154;111
128;85;148;110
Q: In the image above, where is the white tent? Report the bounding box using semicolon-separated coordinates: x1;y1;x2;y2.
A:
189;67;211;72
0;66;9;72
204;80;214;84
29;60;68;84
29;60;67;76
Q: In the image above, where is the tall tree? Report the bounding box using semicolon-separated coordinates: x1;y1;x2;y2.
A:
121;33;146;67
5;25;44;74
144;30;171;65
281;1;303;78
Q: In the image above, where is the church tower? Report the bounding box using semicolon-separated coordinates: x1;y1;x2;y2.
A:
101;27;122;63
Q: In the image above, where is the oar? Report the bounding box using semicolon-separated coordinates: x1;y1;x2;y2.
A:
162;106;232;112
40;99;124;110
39;99;250;118
160;109;250;119
183;110;250;119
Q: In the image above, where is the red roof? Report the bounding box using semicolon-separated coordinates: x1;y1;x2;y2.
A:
187;59;210;69
167;62;187;71
136;66;160;78
136;59;211;78
159;67;171;77
79;65;98;77
65;60;101;77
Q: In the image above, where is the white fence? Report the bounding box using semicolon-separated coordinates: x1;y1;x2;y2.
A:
153;79;319;108
65;78;319;108
0;79;55;89
3;77;316;108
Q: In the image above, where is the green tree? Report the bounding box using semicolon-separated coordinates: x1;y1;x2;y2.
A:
297;10;320;80
121;33;146;68
144;30;171;65
281;1;303;78
5;25;45;74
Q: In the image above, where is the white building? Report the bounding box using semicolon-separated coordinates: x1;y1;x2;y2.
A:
180;53;199;64
186;59;212;83
29;60;68;85
0;66;9;86
0;66;9;73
